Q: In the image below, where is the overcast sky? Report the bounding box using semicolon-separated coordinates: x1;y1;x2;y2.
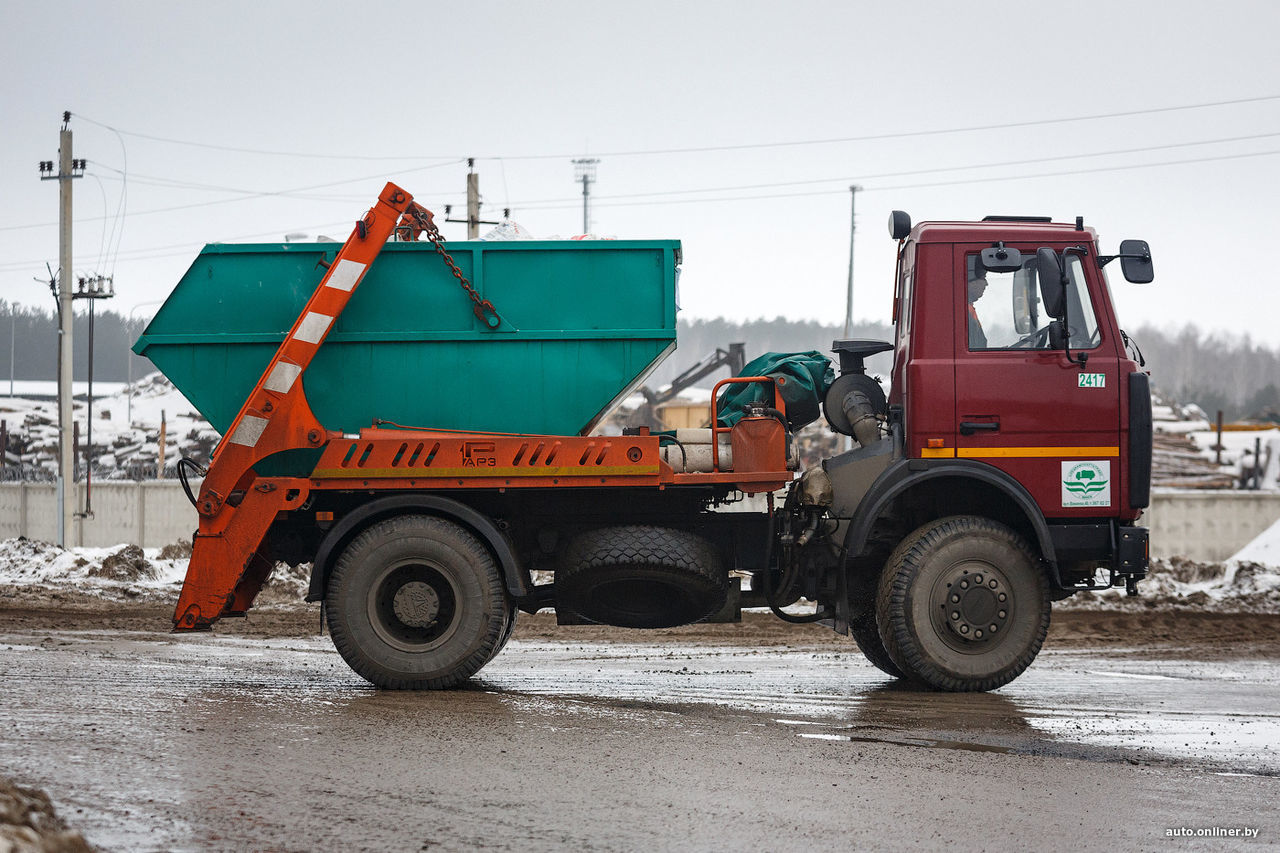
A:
3;0;1279;349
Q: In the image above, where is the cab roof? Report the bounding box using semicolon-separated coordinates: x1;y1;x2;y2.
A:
911;219;1098;244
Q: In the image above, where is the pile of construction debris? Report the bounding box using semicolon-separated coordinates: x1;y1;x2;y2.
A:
0;373;217;481
1150;397;1279;489
1152;432;1236;488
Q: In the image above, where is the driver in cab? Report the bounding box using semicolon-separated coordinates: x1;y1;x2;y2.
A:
967;272;988;349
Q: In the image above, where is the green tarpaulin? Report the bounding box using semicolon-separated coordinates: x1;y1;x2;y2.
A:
715;351;834;430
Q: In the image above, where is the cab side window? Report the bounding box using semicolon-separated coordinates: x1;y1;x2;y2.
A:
965;253;1100;351
1063;255;1100;349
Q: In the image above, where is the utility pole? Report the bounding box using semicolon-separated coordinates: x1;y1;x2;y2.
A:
157;409;167;479
843;185;861;339
74;274;114;517
39;111;85;547
465;158;480;239
444;158;503;239
7;310;14;397
573;158;599;235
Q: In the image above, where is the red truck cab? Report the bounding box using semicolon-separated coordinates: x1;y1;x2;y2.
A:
892;217;1148;523
877;215;1151;593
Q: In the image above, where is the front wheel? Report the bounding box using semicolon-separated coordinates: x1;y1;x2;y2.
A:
325;515;510;689
876;516;1049;692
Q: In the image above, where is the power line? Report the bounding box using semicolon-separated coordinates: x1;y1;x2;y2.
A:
73;94;1280;162
510;130;1280;207
515;147;1280;211
90;161;460;199
4;143;1276;273
489;94;1280;160
74;114;465;161
0;219;359;272
9;126;1273;233
5;137;1279;275
0;159;467;233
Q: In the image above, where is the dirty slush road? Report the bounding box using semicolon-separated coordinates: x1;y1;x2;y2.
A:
1;610;1277;852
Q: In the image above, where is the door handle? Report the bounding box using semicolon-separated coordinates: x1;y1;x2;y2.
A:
960;421;1000;435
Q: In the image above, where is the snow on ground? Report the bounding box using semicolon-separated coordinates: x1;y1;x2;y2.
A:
0;538;187;595
1230;515;1280;566
1;528;1275;613
1060;558;1280;613
0;537;308;606
1059;517;1280;612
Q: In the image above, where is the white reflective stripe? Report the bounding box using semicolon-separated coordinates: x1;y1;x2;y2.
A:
293;312;333;344
230;415;270;447
325;259;366;292
262;361;302;394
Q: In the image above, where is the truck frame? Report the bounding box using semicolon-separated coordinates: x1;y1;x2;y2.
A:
167;183;1153;692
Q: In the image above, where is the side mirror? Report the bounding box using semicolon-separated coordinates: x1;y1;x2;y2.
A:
979;245;1023;273
1048;319;1068;350
1119;239;1154;283
1036;247;1066;319
888;210;912;240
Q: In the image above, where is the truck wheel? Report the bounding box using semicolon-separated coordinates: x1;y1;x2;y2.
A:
487;608;518;662
325;515;509;689
876;516;1049;692
558;526;727;628
851;612;902;678
847;567;903;678
848;525;934;678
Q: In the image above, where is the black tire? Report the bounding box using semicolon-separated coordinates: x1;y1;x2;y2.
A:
325;515;509;689
558;526;727;628
850;611;902;678
848;525;938;678
876;516;1050;692
487;607;518;662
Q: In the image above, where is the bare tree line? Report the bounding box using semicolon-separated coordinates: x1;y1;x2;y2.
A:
0;301;151;385
3;302;1277;421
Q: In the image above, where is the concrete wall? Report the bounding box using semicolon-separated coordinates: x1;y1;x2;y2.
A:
1145;489;1280;562
0;481;198;548
2;483;1278;561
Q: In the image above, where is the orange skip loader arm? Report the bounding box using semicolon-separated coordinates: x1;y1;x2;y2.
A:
173;183;422;630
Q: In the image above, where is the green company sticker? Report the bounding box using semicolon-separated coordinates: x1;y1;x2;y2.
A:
1062;461;1111;507
1078;373;1106;388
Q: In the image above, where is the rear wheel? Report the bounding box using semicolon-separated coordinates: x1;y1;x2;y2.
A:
325;515;509;689
876;516;1049;692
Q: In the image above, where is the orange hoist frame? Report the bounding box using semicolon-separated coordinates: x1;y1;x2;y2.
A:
175;183;423;630
173;184;795;631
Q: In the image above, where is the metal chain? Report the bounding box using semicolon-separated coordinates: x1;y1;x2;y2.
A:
411;207;502;330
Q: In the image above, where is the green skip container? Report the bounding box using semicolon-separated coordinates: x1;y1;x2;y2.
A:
134;239;680;439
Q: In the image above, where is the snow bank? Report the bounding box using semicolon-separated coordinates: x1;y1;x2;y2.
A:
1060;516;1280;612
1229;515;1280;566
0;537;309;606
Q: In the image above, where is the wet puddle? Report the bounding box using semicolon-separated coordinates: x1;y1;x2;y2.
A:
483;641;1280;774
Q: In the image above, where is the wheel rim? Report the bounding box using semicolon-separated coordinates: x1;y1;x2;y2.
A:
930;559;1014;654
366;559;461;653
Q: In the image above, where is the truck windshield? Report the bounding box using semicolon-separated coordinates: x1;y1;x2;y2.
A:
966;253;1099;351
